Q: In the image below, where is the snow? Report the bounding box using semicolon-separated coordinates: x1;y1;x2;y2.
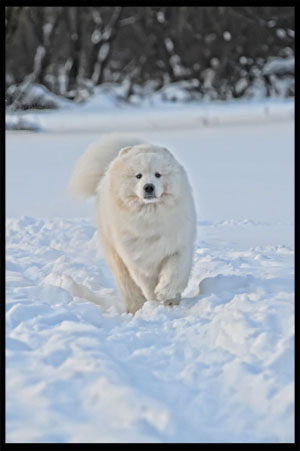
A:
5;114;42;132
6;82;75;112
5;79;294;126
263;56;294;75
5;96;294;134
6;100;294;443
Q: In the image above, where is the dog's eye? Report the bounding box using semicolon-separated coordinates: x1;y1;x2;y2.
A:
136;173;142;179
155;172;161;178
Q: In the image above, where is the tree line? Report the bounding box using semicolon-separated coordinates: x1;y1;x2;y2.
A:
5;6;295;108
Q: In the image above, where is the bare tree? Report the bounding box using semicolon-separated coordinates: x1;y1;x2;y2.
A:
63;7;82;95
26;7;61;86
5;6;23;46
87;6;123;85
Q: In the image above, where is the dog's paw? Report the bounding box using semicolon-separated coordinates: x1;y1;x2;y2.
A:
155;282;181;304
163;294;181;307
154;284;173;302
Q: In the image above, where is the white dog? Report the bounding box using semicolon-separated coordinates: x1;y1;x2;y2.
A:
69;133;196;313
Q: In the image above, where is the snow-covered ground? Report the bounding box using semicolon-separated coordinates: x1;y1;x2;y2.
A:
6;96;294;133
6;101;294;443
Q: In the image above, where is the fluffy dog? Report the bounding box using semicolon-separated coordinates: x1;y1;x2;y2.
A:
69;133;196;313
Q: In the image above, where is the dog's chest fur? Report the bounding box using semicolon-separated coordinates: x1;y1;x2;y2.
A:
116;205;185;270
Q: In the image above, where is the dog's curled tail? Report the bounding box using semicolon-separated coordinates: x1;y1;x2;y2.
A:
68;133;144;198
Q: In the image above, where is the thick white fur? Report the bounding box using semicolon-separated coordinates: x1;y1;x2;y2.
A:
68;133;145;198
69;133;196;314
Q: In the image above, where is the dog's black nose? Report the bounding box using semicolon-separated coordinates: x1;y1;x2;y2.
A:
144;183;155;194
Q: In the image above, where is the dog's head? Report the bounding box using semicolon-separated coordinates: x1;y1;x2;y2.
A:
109;144;184;209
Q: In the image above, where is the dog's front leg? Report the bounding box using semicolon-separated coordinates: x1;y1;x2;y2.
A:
154;251;191;305
103;241;146;314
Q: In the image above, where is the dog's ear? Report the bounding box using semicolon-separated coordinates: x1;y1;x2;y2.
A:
161;147;173;157
119;146;132;157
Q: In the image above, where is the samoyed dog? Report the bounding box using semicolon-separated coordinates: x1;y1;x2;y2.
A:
69;133;196;313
